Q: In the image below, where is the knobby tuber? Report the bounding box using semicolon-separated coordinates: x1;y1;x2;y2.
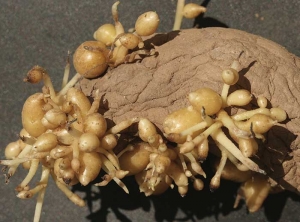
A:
1;1;300;222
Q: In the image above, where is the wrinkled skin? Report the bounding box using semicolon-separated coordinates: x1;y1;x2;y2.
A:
79;28;300;194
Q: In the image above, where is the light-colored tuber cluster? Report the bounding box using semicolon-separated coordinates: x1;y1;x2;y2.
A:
73;1;159;79
1;60;288;221
160;60;286;210
1;65;139;222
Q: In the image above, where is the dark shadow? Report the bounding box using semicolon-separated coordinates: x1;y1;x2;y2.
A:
264;191;288;222
71;151;299;222
193;0;229;29
228;60;256;97
257;126;297;192
72;161;243;222
194;17;229;29
71;174;151;222
143;31;181;49
264;190;300;222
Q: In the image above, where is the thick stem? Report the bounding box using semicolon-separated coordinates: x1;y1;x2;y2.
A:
221;84;230;107
43;73;56;100
210;145;227;190
51;172;85;207
180;121;223;153
97;155;129;193
173;0;185;30
113;177;129;194
112;1;124;37
33;167;50;222
18;159;39;189
107;117;138;134
184;152;206;178
116;144;134;158
96;148;120;170
87;89;101;115
217;110;250;139
180;121;207;137
178;153;192;177
112;45;129;67
211;128;265;174
61;53;71;89
232;108;271;121
56;73;82;99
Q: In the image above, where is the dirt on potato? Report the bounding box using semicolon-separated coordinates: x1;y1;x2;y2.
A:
78;28;300;194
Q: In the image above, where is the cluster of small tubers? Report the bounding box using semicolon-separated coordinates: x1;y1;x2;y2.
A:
0;1;289;222
2;64;140;221
73;1;160;79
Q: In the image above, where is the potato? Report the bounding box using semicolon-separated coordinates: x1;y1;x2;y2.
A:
80;28;300;193
21;93;47;137
119;142;151;176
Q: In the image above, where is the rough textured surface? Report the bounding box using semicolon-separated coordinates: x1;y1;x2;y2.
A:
79;28;300;193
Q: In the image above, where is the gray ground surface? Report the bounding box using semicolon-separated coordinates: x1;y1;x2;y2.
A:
0;1;299;221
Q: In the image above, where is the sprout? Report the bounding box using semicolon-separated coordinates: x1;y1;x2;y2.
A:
210;145;227;191
216;158;252;183
92;1;157;68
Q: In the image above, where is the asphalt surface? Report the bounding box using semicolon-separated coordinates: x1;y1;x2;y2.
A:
0;1;299;222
